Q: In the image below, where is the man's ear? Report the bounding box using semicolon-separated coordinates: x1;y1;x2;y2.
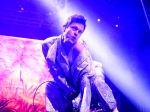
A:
62;25;66;32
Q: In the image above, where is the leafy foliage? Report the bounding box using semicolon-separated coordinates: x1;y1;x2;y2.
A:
0;80;46;112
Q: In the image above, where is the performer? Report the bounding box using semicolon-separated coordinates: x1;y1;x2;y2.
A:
42;14;118;112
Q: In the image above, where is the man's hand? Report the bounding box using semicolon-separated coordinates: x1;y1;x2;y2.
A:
63;86;78;100
113;107;119;112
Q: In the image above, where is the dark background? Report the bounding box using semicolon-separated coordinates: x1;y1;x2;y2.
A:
0;0;150;112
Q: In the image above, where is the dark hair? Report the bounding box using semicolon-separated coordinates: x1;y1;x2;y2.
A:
64;14;86;30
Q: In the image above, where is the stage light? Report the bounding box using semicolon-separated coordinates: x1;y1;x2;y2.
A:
18;4;24;12
97;19;100;22
82;21;150;111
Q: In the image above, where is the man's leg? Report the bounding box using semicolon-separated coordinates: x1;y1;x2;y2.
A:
79;75;91;112
46;81;73;112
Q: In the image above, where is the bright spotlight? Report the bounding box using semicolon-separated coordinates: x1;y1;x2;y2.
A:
97;19;100;22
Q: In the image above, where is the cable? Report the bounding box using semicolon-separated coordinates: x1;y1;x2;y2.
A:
32;80;74;112
32;81;51;112
140;0;150;30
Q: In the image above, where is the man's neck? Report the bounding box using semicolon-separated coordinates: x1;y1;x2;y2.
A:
63;42;74;55
61;37;74;55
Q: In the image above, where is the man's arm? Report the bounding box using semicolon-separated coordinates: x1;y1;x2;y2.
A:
71;40;118;112
70;41;96;112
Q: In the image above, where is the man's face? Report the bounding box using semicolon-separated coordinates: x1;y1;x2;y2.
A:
63;22;84;44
